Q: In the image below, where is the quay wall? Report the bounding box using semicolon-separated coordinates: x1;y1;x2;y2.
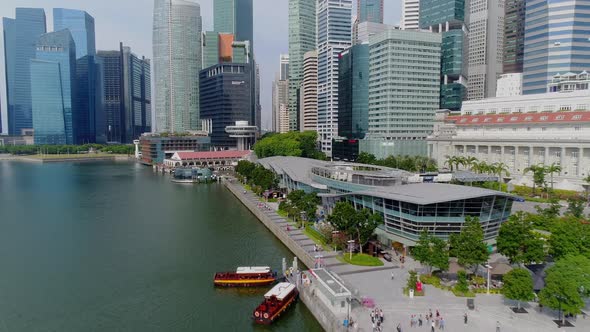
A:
224;179;345;332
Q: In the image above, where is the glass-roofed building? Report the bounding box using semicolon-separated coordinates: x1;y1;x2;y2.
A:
258;156;516;246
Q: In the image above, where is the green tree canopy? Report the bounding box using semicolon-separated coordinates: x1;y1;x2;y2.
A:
566;197;586;219
253;131;326;160
412;230;449;274
449;216;489;269
548;217;590;260
503;268;535;309
327;201;382;254
496;212;545;264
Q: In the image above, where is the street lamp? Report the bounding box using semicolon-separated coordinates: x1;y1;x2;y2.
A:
347;240;355;260
485;264;493;295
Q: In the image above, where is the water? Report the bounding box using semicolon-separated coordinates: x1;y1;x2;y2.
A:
0;161;323;331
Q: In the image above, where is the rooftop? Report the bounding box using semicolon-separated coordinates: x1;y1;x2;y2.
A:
172;150;250;160
449;111;590;126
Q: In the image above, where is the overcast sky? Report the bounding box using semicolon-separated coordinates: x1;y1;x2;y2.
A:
0;0;401;133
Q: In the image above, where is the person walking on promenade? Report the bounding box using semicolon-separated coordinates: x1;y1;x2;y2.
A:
429;309;433;320
430;321;435;332
396;323;402;332
496;321;501;332
418;314;423;326
379;309;384;323
391;271;395;280
464;312;468;324
439;317;445;330
370;310;375;323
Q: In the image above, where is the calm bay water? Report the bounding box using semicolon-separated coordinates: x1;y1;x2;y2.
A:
0;161;322;331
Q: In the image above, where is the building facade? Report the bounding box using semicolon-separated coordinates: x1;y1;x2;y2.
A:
288;0;317;131
153;0;202;132
317;0;353;157
3;8;47;135
337;44;369;140
503;0;525;74
300;50;318;132
523;0;590;95
496;73;523;97
428;89;590;187
401;0;420;30
361;29;441;158
272;76;289;133
214;0;254;51
53;8;95;59
548;72;590;93
139;133;210;165
467;0;505;100
357;0;384;23
31;30;76;145
199;63;252;148
353;21;392;45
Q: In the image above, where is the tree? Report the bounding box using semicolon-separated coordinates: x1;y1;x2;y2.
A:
357;152;377;165
412;230;449;275
548;217;590;260
444;156;458;172
566;197;586;219
503;268;535;310
584;175;590;200
327;202;382;253
491;162;510;191
407;270;419;292
354;209;382;254
327;201;357;234
252;131;326;160
449;216;489;270
496;212;545;264
455;270;469;293
545;163;562;194
524;164;546;196
534;199;561;220
539;255;590;324
463;156;478;171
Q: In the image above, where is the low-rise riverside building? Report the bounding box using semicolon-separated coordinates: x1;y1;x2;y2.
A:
164;150;251;170
139;132;211;165
428;89;590;188
258;156;515;247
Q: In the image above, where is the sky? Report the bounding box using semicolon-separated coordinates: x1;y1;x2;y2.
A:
0;0;401;133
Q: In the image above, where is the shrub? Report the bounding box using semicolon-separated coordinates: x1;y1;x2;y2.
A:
420;275;441;287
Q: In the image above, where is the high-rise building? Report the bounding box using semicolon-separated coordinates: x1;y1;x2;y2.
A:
97;43;151;144
31;29;76;145
3;8;46;136
523;0;590;95
353;21;392;45
357;0;384;23
53;8;95;59
467;0;504;100
420;0;468;111
153;0;202;132
360;29;441;158
300;50;318;132
280;54;290;80
503;0;525;74
288;0;317;131
273;55;290;133
317;0;353;157
213;0;254;51
401;0;420;30
200;63;252;148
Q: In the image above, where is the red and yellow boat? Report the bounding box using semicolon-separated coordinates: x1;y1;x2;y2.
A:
213;266;277;287
252;282;298;324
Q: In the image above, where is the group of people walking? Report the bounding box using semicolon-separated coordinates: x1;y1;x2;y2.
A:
370;307;384;331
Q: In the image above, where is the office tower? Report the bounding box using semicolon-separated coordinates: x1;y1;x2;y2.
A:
316;0;353;157
300;50;318;132
153;0;202;132
272;76;289;133
361;29;441;158
97;44;151;144
280;54;290;80
401;0;420;30
523;0;590;95
420;0;468;111
357;0;384;23
31;30;76;145
467;0;504;100
503;0;525;74
53;8;95;59
288;0;317;131
214;0;254;51
255;62;261;132
3;8;46;135
200;63;252;148
353;21;392;45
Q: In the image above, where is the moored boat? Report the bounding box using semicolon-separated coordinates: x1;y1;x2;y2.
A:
252;282;298;324
213;266;277;287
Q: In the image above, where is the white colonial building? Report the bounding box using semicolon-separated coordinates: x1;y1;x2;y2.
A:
428;89;590;189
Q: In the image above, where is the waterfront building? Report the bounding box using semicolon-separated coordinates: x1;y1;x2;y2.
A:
139;132;211;165
357;0;384;23
360;29;441;158
31;29;76;145
259;156;515;245
427;89;590;187
225;121;258;150
164;150;251;170
503;0;525;74
317;0;353;157
496;73;523;97
153;0;202;132
288;0;317;131
466;0;504;100
548;72;590;93
3;8;47;135
0;132;34;146
300;50;318;132
353;21;393;45
97;43;151;144
199;63;253;148
419;0;467;111
401;0;420;30
523;0;590;95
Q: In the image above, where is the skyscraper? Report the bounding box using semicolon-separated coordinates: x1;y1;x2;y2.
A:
213;0;254;51
53;8;95;59
3;8;46;135
523;0;590;95
401;0;420;30
420;0;468;111
357;0;384;23
280;54;290;80
273;55;290;133
300;50;318;132
361;29;441;158
503;0;525;74
31;29;76;145
467;0;504;100
288;0;316;131
316;0;352;156
153;0;202;132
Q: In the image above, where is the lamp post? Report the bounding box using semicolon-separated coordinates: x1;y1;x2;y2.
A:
348;240;355;260
485;264;493;295
346;297;352;328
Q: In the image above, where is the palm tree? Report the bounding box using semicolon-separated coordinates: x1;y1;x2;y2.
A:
472;161;490;174
524;164;546;196
545;162;562;194
463;156;478;171
492;162;510;191
444;156;457;172
584;175;590;200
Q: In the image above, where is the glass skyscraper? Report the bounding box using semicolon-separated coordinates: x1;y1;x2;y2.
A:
338;44;369;140
288;0;316;131
31;29;76;145
213;0;253;50
523;0;590;94
3;8;46;135
503;0;525;74
153;0;202;132
53;8;95;59
357;0;384;23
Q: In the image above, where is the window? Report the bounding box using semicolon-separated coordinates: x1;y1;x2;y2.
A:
575;126;582;131
525;116;533;121
573;115;582;120
460;118;468;123
510;117;518;121
556;115;565;120
497;117;504;122
484;118;491;122
540;116;548;121
472;118;479;123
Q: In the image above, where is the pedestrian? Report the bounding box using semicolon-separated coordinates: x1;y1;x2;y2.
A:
391;271;395;280
464;312;468;324
430;321;435;332
436;309;440;318
418;314;423;326
429;309;433;320
496;321;501;332
410;315;414;327
396;323;402;332
379;309;384;323
439;317;445;330
370;310;375;323
372;321;376;332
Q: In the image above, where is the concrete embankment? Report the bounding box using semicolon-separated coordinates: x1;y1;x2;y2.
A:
15;155;134;163
224;179;346;332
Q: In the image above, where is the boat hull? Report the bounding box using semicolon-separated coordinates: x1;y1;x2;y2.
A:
213;278;276;287
252;289;299;324
213;271;276;287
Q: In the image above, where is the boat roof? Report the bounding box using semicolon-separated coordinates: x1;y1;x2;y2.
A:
236;266;271;274
264;282;296;301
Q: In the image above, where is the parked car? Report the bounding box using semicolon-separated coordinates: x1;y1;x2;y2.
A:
382;252;392;262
